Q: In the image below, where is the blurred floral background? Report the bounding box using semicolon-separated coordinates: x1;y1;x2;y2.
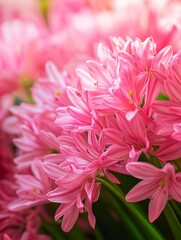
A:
0;0;181;239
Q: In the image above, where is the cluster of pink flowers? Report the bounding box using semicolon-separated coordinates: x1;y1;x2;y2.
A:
0;0;181;239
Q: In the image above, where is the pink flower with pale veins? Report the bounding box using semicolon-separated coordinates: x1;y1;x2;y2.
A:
126;162;181;222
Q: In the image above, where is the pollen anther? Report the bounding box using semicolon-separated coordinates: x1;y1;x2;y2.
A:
159;180;165;187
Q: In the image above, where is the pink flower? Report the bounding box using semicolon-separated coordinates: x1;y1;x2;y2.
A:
8;160;52;211
104;111;150;167
76;38;172;120
3;64;70;170
43;129;123;231
0;178;51;240
0;0;40;23
43;161;101;232
112;0;181;51
55;87;97;132
126;162;181;222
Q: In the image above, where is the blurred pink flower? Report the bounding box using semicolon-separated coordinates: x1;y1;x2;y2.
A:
0;19;43;96
0;0;40;22
0;178;51;240
8;160;52;211
3;234;12;240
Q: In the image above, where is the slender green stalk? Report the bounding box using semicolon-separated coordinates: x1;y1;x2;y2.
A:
164;203;181;240
94;227;105;240
66;225;88;240
41;221;65;240
170;201;181;218
97;177;163;240
103;192;145;240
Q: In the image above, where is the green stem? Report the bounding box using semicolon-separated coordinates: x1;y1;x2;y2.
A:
148;154;163;168
41;221;65;240
66;225;88;240
164;203;181;240
170;200;181;218
97;177;163;240
94;227;105;240
104;191;145;240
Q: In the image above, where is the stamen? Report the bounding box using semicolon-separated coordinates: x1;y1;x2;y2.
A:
147;72;152;78
159;180;165;186
129;100;133;104
128;91;134;96
76;91;81;97
56;91;61;96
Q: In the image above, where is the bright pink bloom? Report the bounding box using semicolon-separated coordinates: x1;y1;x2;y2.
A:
149;55;181;161
103;111;150;174
43;161;101;232
43;129;124;231
126;162;181;222
55;87;100;132
2;31;181;234
76;38;172;120
11;115;60;170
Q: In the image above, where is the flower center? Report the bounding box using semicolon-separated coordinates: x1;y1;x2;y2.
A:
56;91;61;96
147;72;152;78
159;179;166;187
128;91;134;96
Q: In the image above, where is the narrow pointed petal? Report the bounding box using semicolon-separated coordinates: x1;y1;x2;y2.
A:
126;179;157;202
148;187;168;222
126;162;162;179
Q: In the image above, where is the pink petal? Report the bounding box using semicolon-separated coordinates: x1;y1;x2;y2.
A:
85;199;96;228
47;187;80;203
164;80;181;102
154;46;173;66
148;187;168;222
55;202;75;221
126;162;162;179
156;140;181;161
42;162;65;180
126;179;157;202
169;173;181;202
61;205;79;232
